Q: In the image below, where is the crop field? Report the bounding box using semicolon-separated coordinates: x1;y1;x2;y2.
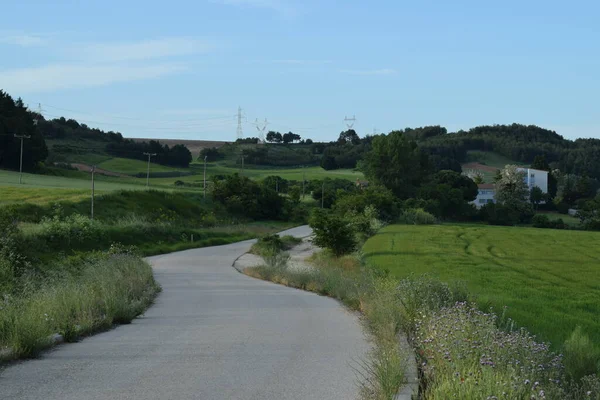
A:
363;224;600;348
98;157;187;175
151;164;363;185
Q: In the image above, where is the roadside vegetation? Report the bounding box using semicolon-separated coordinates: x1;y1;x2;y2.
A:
244;182;600;398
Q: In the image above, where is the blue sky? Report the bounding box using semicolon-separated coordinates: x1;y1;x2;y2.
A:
1;0;599;141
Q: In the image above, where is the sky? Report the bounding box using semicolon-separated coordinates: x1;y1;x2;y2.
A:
1;0;599;141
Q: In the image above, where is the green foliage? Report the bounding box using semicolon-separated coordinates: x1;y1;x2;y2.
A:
396;275;469;334
532;214;567;229
362;131;432;199
419;170;478;219
333;186;399;221
0;90;48;171
309;209;357;256
310;178;357;208
198;146;224;162
211;173;285;220
563;326;600;381
0;252;160;359
398;208;436;225
345;205;385;243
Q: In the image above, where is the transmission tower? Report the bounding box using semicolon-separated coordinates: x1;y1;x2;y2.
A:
344;115;356;129
236;106;244;140
254;118;269;143
33;103;43;126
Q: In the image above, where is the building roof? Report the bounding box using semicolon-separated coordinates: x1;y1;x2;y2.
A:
477;183;496;189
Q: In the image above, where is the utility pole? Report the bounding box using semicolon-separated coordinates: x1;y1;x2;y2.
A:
91;165;95;220
203;155;208;201
344;115;356;130
14;134;31;184
321;181;325;208
236;106;244;140
302;166;306;199
143;152;156;188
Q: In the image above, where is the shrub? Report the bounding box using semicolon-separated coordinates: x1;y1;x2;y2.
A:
396;275;468;334
398;208;436;225
415;302;564;399
346;205;385;242
532;214;551;228
309;209;356;257
563;326;600;382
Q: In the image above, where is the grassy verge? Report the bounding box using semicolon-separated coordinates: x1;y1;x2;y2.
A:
0;252;160;360
245;250;407;400
244;241;600;399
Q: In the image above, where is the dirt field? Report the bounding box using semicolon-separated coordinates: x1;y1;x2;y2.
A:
130;138;230;157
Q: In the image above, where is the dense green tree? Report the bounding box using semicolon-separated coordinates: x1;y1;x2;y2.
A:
320;154;337;170
0;91;48;171
333;186;399;221
212;174;285;220
530;186;544;209
266;131;282;143
362;131;432;199
419;170;478;219
309;209;356;256
282;132;301;144
199;147;224;162
337;129;360;145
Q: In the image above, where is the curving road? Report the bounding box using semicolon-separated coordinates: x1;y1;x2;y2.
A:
1;226;368;400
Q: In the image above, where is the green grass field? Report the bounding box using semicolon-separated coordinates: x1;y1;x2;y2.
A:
363;224;600;349
0;164;360;205
98;157;187;175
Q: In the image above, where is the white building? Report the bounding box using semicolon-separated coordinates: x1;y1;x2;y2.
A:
473;184;496;208
517;168;549;194
471;167;549;208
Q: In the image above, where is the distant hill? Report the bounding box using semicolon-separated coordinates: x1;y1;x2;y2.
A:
130;138;230;158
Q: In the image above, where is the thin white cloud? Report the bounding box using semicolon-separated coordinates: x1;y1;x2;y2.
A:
341;68;397;76
212;0;296;15
0;34;47;47
0;63;187;93
160;108;233;116
270;59;333;65
78;37;213;63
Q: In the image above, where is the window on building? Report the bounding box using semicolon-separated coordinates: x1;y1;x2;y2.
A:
479;199;487;204
487;199;494;203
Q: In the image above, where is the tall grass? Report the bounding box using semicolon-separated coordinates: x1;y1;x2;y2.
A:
0;253;160;360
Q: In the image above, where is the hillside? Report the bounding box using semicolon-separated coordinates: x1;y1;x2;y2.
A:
130;138;230;158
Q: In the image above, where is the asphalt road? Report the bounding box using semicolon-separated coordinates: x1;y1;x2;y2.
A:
1;226;368;400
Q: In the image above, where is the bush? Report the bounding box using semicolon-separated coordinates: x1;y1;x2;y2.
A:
398;208;436;225
0;252;160;359
563;326;600;382
532;214;551;228
533;214;567;229
309;209;356;257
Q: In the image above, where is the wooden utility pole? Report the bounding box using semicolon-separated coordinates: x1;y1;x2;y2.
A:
14;134;31;184
91;165;96;220
143;152;157;188
203;156;208;201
